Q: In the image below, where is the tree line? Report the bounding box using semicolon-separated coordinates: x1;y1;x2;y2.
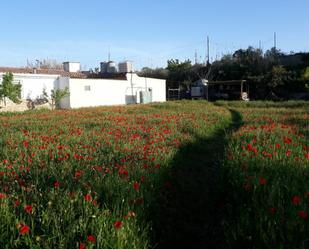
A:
138;47;309;100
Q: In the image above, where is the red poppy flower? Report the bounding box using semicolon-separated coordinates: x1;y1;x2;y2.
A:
57;145;65;150
298;210;307;219
53;181;60;188
22;140;29;148
275;143;281;149
133;182;140;191
0;193;6;199
283;137;292;144
18;223;30;235
114;221;123;229
79;242;86;249
87;235;96;243
75;170;82;178
292;195;301;205
14;200;21;207
24;205;33;214
259;177;267;185
118;167;128;177
84;194;92;202
286;150;292;157
141;176;145;182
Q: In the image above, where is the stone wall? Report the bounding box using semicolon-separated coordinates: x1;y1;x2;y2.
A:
0;99;52;112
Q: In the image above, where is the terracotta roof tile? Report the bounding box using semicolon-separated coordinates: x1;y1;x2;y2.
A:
0;67;86;78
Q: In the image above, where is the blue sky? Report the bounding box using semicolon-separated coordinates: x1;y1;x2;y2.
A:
0;0;308;70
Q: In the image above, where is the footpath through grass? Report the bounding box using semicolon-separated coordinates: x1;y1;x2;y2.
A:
0;100;308;249
219;101;309;249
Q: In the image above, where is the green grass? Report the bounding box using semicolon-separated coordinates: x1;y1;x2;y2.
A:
0;100;308;249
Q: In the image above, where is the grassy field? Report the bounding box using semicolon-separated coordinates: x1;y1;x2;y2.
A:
0;101;308;249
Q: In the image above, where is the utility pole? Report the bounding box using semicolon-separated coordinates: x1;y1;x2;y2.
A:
195;49;198;65
274;32;277;50
259;40;262;51
108;46;111;61
206;36;210;65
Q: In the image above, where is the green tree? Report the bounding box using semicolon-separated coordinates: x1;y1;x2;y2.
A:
51;87;70;110
268;65;291;88
0;73;22;106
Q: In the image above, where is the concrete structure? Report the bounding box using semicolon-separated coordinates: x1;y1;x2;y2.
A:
63;62;81;73
106;61;117;73
0;63;166;110
100;62;108;73
59;73;165;108
118;61;133;73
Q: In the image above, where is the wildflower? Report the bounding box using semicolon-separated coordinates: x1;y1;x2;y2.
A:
286;150;292;157
118;167;128;177
75;170;83;178
294;157;300;162
53;181;60;188
84;194;92;202
22;140;29;148
133;182;140;191
247;144;258;153
79;242;86;249
298;210;308;219
275;143;281;149
114;221;123;229
57;145;65;150
141;176;145;182
18;223;30;235
259;177;267;185
0;193;6;199
24;205;33;214
292;195;301;205
87;235;96;243
283;137;292;144
13;200;21;207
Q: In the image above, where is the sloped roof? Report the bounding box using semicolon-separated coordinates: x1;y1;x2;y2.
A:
0;67;87;78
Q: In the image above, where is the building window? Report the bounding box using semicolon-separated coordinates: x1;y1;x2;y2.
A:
84;85;91;91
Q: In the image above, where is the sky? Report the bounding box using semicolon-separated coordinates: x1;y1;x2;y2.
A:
0;0;308;70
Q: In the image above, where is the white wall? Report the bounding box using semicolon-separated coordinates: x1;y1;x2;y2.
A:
0;72;166;109
58;77;70;109
67;74;166;108
0;73;58;100
68;78;131;108
63;62;81;72
128;74;166;102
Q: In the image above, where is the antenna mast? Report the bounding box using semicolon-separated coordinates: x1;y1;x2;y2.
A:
206;36;210;65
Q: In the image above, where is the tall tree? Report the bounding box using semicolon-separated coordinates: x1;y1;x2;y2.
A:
0;73;22;106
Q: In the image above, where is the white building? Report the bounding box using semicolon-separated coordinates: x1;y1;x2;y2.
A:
63;62;81;73
118;61;133;73
0;62;166;109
